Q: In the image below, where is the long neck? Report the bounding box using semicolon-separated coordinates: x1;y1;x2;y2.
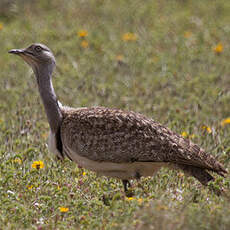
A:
34;64;62;133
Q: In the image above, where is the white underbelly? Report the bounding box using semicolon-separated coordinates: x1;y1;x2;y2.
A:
64;145;167;180
48;131;63;159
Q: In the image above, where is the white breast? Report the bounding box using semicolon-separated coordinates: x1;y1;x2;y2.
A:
48;131;63;159
48;131;167;180
64;144;167;180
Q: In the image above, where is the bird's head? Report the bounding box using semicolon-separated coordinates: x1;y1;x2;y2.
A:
9;43;56;77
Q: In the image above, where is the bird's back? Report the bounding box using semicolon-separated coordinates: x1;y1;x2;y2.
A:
60;107;226;177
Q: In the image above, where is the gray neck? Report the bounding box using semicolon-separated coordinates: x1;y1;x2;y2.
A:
34;64;62;133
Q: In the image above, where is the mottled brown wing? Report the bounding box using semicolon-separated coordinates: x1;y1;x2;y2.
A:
60;107;226;175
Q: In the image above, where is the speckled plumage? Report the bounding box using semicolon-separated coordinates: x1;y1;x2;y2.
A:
60;106;227;185
9;43;227;193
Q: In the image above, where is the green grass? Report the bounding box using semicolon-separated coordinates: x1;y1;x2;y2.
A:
0;0;230;229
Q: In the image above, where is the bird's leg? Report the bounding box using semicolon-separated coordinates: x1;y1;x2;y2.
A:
122;180;131;192
122;180;134;197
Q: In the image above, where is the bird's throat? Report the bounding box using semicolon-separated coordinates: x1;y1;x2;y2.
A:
35;65;62;133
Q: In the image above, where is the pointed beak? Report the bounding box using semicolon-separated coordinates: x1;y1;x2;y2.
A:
9;48;37;67
8;49;25;55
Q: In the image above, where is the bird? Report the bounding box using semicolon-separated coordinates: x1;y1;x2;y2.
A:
9;43;227;193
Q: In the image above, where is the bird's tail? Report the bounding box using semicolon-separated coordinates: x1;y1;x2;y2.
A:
198;149;227;177
177;164;214;185
174;135;228;177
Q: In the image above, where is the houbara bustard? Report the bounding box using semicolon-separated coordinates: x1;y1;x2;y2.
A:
9;43;227;193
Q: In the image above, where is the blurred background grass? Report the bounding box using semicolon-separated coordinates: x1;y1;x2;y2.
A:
0;0;230;229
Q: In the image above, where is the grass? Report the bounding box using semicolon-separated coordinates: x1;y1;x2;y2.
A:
0;0;230;229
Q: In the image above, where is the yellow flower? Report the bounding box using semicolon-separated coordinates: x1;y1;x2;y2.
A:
122;33;137;41
59;207;69;212
0;23;3;31
27;185;33;190
82;171;86;176
13;158;22;164
116;55;124;61
78;30;88;38
213;43;223;54
31;160;44;169
181;132;195;139
184;31;192;38
202;125;212;134
138;198;143;203
127;197;135;201
181;131;188;138
206;127;212;133
81;40;89;48
221;117;230;126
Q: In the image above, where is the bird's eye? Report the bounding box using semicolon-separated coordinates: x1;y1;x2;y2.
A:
34;46;42;52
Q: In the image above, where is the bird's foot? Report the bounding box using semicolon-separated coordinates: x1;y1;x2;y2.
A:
122;180;131;192
122;180;135;197
125;190;135;197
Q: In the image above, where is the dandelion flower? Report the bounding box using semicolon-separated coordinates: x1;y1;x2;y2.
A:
181;132;195;139
82;171;86;176
184;31;192;38
122;33;137;41
138;198;143;203
81;40;89;48
78;30;88;38
0;23;3;31
202;125;212;134
32;160;44;169
116;55;124;61
221;117;230;126
181;131;188;138
213;43;223;54
59;207;69;212
27;185;33;190
127;197;135;201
